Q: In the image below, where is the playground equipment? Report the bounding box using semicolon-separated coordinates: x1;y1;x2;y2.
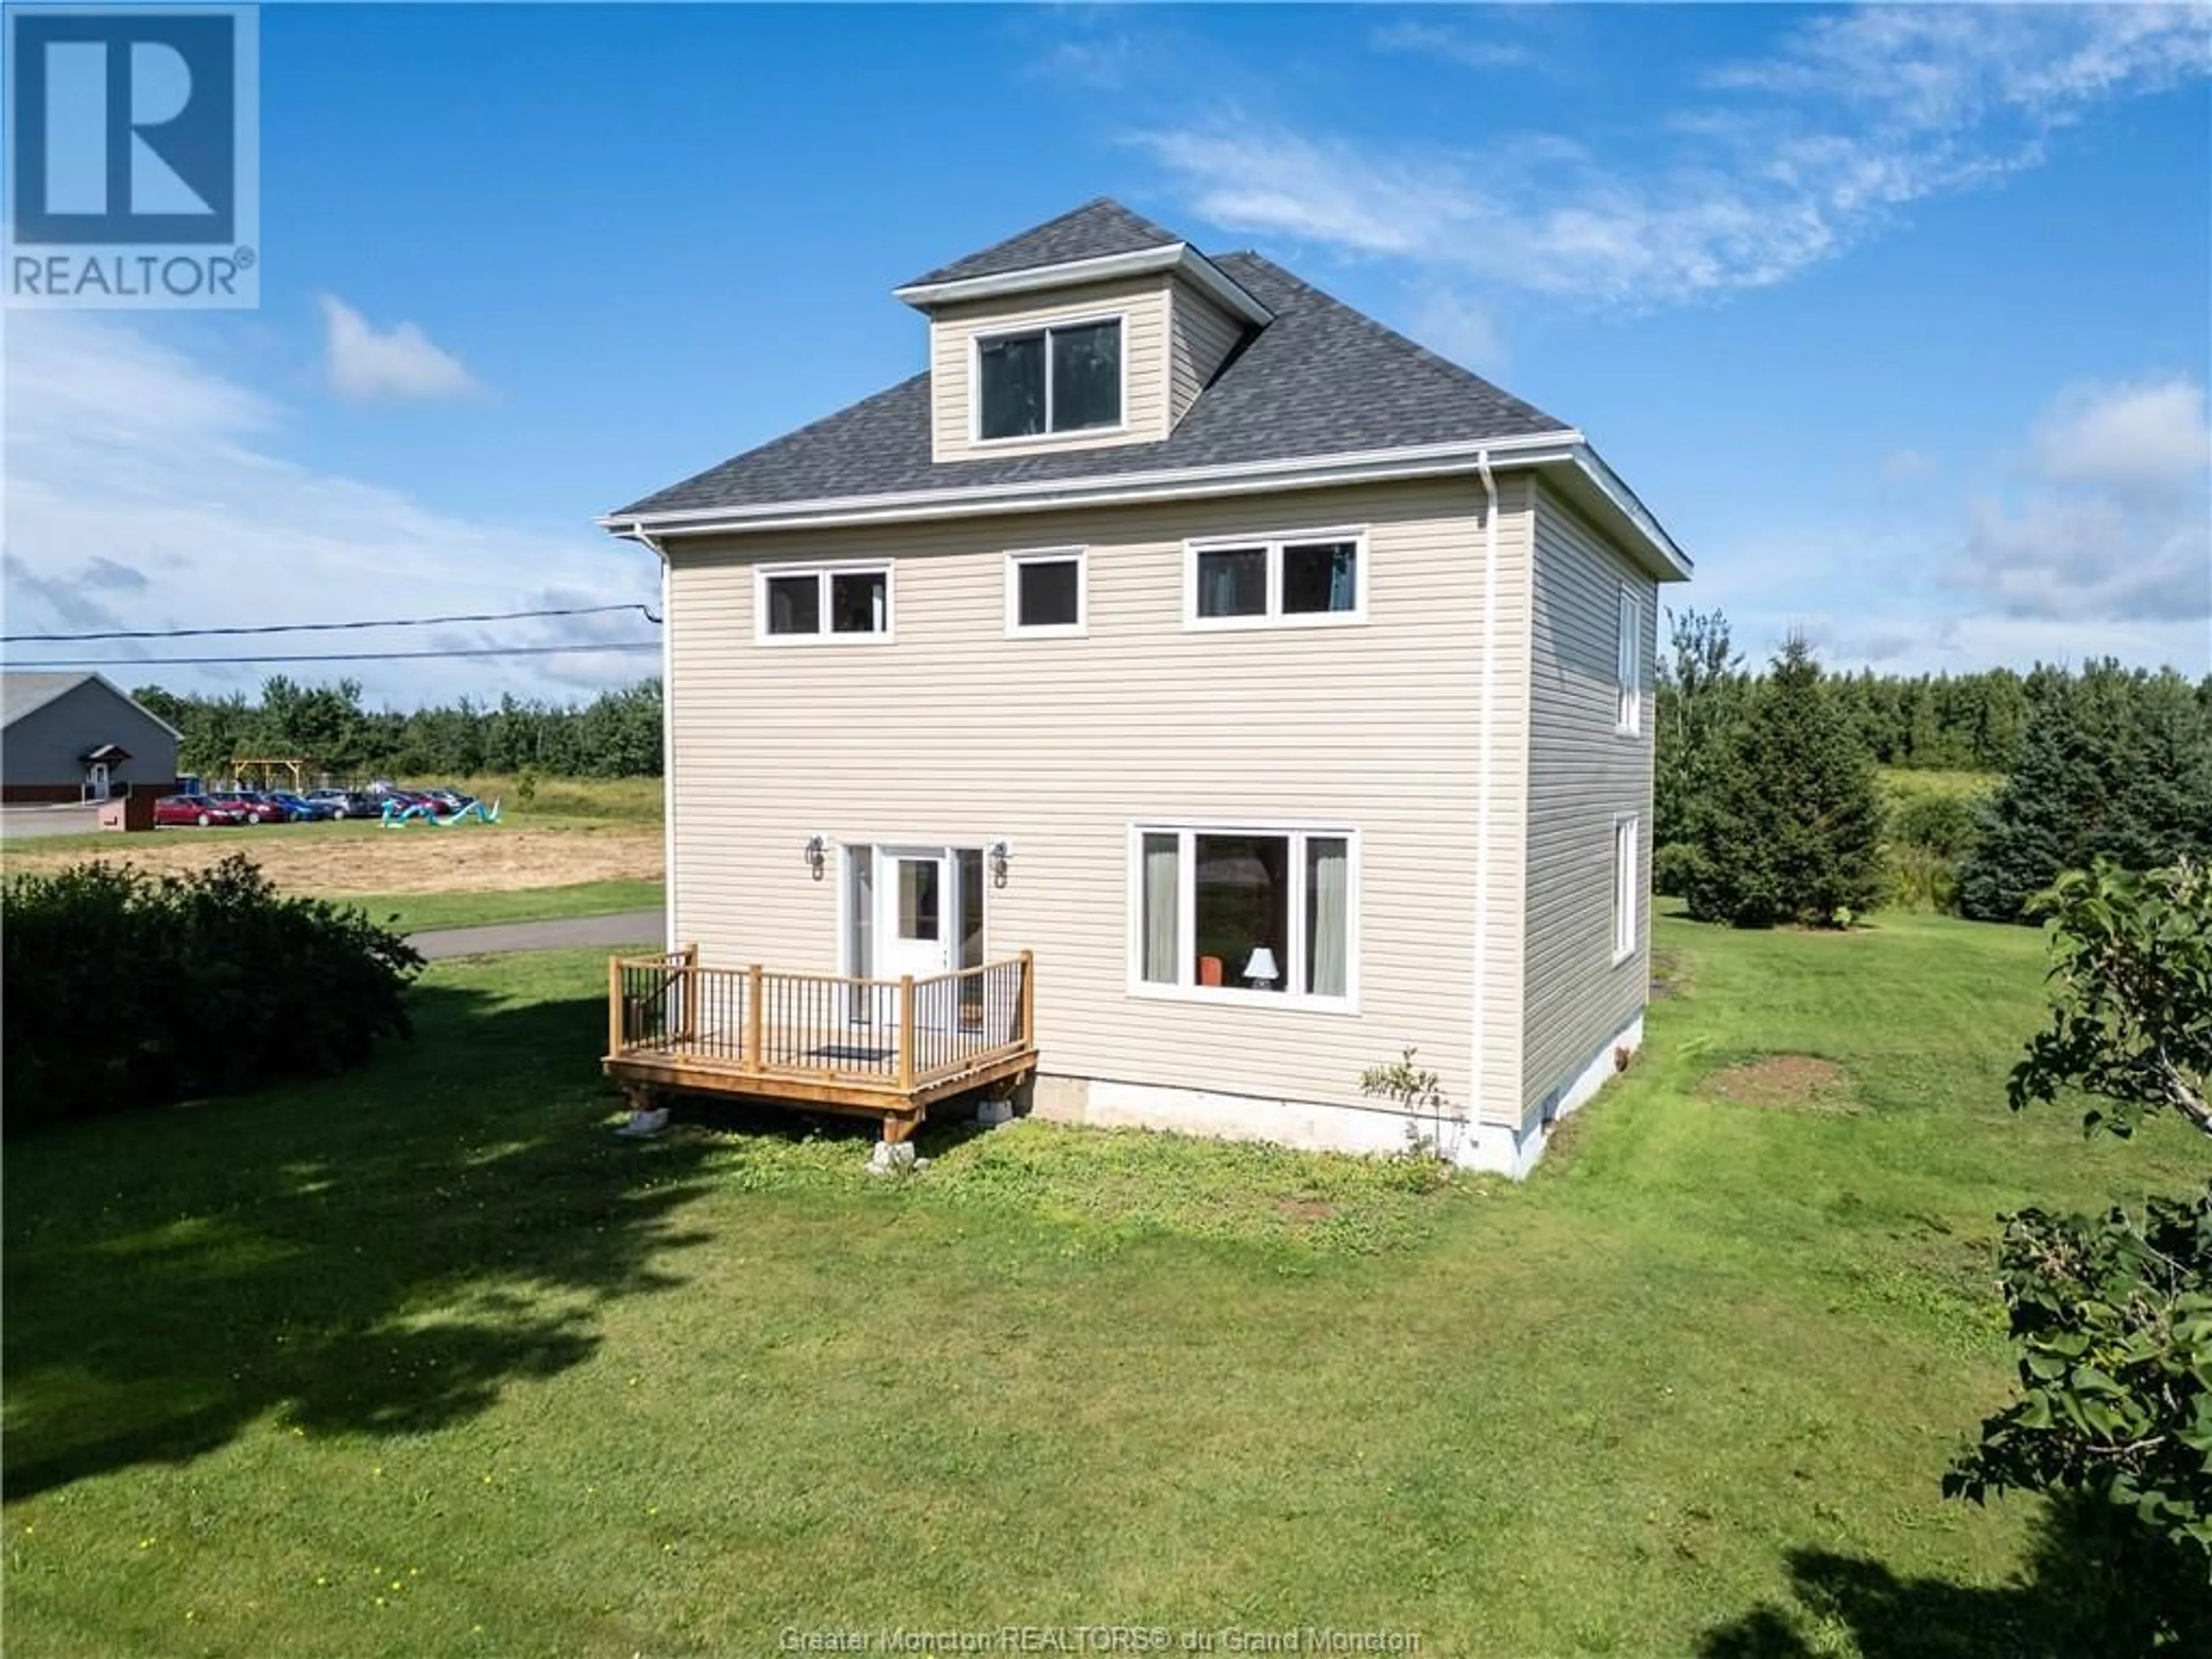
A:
379;796;502;828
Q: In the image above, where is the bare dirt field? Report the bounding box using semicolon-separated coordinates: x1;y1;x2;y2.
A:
0;823;662;896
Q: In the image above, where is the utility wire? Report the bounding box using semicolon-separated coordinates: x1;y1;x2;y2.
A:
6;641;664;668
2;601;662;644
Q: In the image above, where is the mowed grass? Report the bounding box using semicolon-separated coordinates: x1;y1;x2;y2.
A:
5;916;2202;1657
353;879;665;936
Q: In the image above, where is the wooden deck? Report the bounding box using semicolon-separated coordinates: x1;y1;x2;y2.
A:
603;948;1036;1140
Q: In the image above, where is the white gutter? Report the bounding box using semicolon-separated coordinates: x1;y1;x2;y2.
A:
1471;451;1498;1134
615;523;678;955
893;242;1274;327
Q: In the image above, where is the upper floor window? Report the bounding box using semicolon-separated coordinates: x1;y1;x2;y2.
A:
757;561;892;645
1615;583;1641;734
976;317;1122;440
1185;530;1366;629
1005;547;1086;637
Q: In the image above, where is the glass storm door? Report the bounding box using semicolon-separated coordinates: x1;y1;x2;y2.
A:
876;848;955;986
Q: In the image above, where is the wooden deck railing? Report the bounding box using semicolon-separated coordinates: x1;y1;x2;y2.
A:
607;948;1035;1096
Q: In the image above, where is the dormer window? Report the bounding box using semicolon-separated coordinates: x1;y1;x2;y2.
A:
976;317;1122;440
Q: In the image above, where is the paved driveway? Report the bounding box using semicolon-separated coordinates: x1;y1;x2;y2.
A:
407;910;662;960
0;805;103;840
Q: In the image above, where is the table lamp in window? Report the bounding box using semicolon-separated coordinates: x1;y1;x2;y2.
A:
1243;946;1281;990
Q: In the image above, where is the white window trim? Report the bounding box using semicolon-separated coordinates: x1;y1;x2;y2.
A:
1616;582;1642;736
754;559;896;646
1124;821;1361;1014
1612;814;1640;965
1002;545;1089;639
968;312;1130;448
1182;527;1370;631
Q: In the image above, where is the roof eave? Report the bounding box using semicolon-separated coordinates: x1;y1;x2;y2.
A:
894;243;1274;327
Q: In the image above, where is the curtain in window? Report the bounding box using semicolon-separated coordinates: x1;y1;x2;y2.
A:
1306;837;1349;997
1142;834;1178;984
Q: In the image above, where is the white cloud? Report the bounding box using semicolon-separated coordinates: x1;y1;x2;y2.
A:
2031;377;2212;502
1883;448;1936;482
1946;376;2212;625
319;293;478;402
1135;5;2211;309
2;313;656;709
1371;22;1528;71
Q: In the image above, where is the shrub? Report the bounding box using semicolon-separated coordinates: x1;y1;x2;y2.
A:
1946;858;2212;1621
1651;840;1707;904
1684;636;1885;928
2;855;422;1134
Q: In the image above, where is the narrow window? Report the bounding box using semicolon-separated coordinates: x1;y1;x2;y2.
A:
1281;541;1358;615
1050;320;1120;430
976;319;1123;440
830;569;887;635
1140;832;1179;986
1132;826;1355;1005
1195;547;1268;619
1007;549;1085;635
1616;584;1641;734
766;573;820;637
978;333;1046;440
1614;816;1639;962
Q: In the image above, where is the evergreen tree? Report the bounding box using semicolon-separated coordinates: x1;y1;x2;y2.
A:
1959;661;2212;922
1685;636;1885;927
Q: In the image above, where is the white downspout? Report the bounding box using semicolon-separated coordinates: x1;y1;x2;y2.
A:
622;521;677;955
1471;452;1498;1156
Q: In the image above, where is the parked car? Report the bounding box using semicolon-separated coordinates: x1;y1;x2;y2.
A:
154;794;244;828
419;788;478;816
305;787;378;819
207;790;285;825
267;790;337;821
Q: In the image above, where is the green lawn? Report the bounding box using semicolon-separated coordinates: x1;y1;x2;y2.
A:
354;879;665;935
4;915;2201;1657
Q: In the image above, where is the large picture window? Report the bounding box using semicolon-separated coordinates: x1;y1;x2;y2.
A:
976;317;1123;440
1131;824;1356;1007
1186;531;1365;628
756;562;892;644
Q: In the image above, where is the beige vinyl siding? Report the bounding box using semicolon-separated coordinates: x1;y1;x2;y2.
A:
1166;277;1247;428
1472;473;1534;1126
929;276;1171;463
1519;480;1657;1122
665;476;1520;1122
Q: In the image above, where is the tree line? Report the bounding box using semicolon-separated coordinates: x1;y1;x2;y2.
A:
133;676;664;782
1656;609;2212;926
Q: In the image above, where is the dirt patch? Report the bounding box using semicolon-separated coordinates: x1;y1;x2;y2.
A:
0;824;662;896
1275;1197;1338;1222
1701;1055;1859;1113
1649;947;1691;1002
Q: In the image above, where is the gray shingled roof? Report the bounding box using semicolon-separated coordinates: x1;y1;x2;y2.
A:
617;249;1566;520
902;198;1184;288
1;671;96;728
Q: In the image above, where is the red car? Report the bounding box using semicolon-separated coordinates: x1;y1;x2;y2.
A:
206;790;284;824
154;795;245;828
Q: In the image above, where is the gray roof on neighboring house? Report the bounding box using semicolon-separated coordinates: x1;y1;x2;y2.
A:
0;671;184;738
1;671;99;728
902;197;1185;288
618;247;1567;520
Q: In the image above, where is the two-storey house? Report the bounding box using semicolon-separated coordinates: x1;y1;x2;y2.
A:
600;198;1691;1175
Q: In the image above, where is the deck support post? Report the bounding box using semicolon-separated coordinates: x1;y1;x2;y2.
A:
679;943;699;1042
606;955;622;1056
1018;949;1035;1046
744;964;764;1071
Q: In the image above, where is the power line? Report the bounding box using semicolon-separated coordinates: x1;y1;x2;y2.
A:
1;601;662;644
6;641;664;668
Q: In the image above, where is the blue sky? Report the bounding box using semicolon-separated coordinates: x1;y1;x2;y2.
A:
5;2;2208;709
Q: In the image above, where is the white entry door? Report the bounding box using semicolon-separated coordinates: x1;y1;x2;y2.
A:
876;847;955;983
85;762;111;801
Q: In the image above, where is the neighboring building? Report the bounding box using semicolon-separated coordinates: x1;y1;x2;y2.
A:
603;199;1692;1175
0;672;182;804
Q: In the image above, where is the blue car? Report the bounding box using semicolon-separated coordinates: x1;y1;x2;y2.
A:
266;790;336;822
